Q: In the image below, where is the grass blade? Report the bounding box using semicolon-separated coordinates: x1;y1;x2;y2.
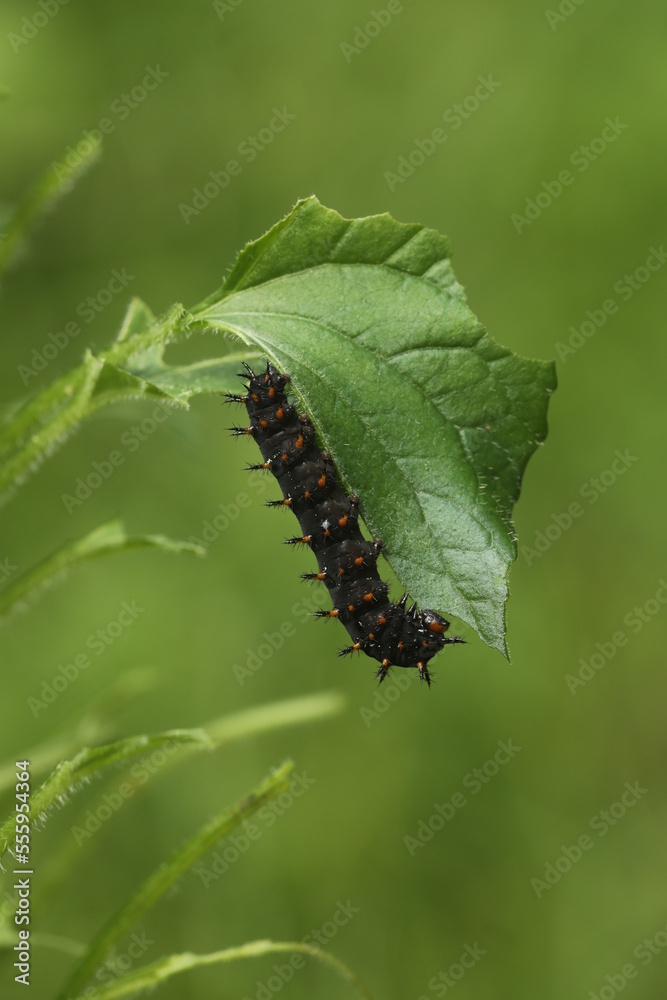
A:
59;761;294;1000
0;517;205;624
0;692;344;850
71;940;375;1000
0;687;343;798
205;691;347;746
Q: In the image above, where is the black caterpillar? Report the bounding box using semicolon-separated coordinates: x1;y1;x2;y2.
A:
226;361;464;687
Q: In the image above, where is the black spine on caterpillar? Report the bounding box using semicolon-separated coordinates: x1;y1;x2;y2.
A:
226;361;464;687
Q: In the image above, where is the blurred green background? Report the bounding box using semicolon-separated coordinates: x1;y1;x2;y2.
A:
1;2;666;998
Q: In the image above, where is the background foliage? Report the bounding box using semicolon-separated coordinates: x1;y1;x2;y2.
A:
1;3;665;999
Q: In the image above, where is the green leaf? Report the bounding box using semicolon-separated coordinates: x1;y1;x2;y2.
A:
0;517;205;625
0;136;101;275
110;298;259;402
191;197;556;654
0;299;255;505
1;196;554;652
59;761;294;1000
0;730;212;858
71;940;374;1000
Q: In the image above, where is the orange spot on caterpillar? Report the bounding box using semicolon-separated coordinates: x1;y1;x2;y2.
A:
428;621;446;634
269;386;275;397
318;474;326;488
348;604;355;613
276;406;284;419
354;556;364;567
338;515;348;527
251;393;259;403
289;535;312;546
259;419;268;429
363;592;374;603
296;434;304;449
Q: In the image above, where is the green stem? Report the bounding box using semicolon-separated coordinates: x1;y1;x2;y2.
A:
71;940;375;1000
57;762;294;1000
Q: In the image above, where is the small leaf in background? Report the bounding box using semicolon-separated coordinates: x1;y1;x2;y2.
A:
0;695;346;859
0;299;256;505
192;198;557;654
0;517;205;625
0;689;343;798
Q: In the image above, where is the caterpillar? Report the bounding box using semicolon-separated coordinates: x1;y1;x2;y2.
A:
226;361;464;687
